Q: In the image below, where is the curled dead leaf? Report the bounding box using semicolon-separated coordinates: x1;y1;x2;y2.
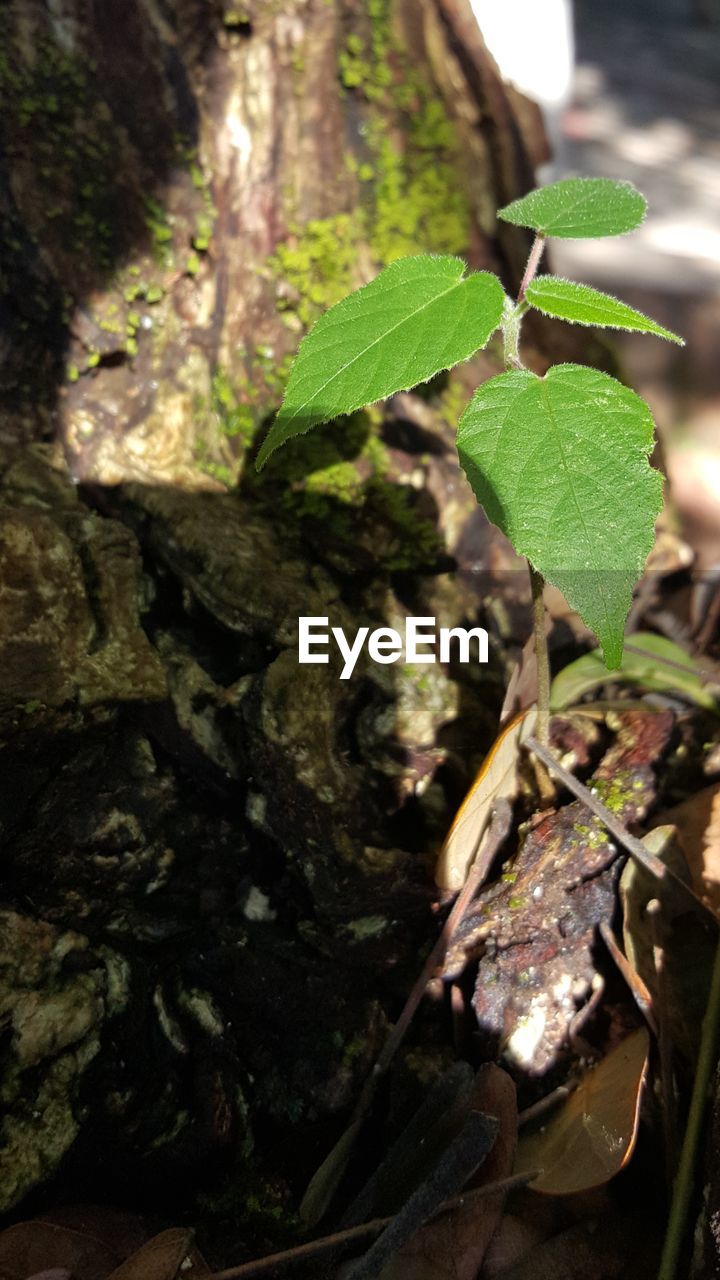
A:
0;1223;118;1280
514;1028;649;1194
436;707;536;892
104;1230;194;1280
651;783;720;917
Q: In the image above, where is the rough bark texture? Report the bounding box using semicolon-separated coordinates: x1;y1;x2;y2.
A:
1;0;551;1249
1;0;544;482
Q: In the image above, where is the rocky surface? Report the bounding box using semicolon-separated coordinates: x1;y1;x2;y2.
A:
0;418;507;1215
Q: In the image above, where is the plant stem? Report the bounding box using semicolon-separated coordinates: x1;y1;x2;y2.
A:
657;932;720;1280
518;233;546;301
529;565;550;745
209;1171;539;1280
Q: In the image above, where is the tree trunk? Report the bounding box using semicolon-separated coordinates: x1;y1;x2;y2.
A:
1;0;544;483
0;0;547;1247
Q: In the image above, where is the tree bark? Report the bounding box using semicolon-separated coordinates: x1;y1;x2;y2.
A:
1;0;543;484
0;0;549;1244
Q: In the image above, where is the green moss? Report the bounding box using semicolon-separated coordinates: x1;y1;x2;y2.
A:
573;819;609;851
370;480;443;569
0;39;128;276
438;378;471;430
270;213;363;327
258;0;469;556
193;350;298;487
210;369;257;445
259;411;372;490
304;460;367;505
368;116;468;263
274;0;469;325
193;434;236;487
339;49;373;90
192;211;214;253
142;195;174;266
592;771;635;815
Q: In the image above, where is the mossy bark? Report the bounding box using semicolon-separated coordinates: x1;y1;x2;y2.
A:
1;0;553;1244
0;0;543;487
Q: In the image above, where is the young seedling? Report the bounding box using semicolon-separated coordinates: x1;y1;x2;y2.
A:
256;177;683;742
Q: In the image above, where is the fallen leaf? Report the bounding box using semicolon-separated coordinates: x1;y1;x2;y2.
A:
341;1064;476;1226
37;1209;147;1263
550;632;718;713
621;827;715;1061
105;1231;193;1280
345;1111;498;1280
480;1213;548;1277
500;632;539;725
514;1028;649;1194
436;707;537;891
485;1214;659;1279
374;1066;517;1280
25;1272;71;1280
0;1223;118;1280
651;783;720;916
300;1117;364;1228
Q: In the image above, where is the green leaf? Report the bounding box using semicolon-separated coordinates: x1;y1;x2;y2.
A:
526;277;684;345
498;177;646;239
456;364;663;668
256;256;505;469
550;632;719;712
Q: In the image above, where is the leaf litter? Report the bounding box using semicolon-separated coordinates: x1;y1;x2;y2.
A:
5;620;720;1280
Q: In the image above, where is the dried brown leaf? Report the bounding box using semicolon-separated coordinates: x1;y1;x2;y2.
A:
373;1066;517;1280
621;827;715;1061
105;1230;193;1280
436;707;536;891
514;1029;649;1195
485;1214;658;1279
0;1223;118;1280
37;1208;147;1262
651;783;720;915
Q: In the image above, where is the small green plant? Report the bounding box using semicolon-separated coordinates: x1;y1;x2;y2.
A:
256;178;683;740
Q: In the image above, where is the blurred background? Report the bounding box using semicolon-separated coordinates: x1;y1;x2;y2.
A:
474;0;720;578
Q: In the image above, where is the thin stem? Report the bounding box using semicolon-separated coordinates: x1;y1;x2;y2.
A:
208;1171;539;1280
657;933;720;1280
298;803;513;1224
648;900;678;1194
502;298;526;369
518;233;546;300
529;565;550;745
527;735;718;922
512;238;549;743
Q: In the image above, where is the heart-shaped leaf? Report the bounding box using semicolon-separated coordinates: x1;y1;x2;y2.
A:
256;256;505;468
526;277;683;344
498;178;646;239
456;364;663;667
